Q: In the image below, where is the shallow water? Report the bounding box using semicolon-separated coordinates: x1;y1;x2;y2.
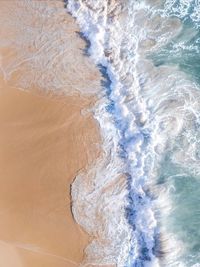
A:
67;0;200;266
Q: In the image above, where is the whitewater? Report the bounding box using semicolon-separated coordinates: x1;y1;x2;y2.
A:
66;1;200;266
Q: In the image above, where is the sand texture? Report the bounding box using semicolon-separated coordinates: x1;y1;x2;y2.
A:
0;0;102;266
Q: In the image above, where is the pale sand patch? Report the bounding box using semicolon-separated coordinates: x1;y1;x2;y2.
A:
0;241;22;267
0;0;101;95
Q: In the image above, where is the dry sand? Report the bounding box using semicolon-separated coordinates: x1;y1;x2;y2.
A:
0;0;103;266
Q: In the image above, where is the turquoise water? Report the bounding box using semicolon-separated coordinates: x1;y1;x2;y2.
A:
152;1;200;84
157;156;200;266
151;1;200;266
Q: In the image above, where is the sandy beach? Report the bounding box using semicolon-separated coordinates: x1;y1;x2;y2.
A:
0;87;101;267
0;0;102;266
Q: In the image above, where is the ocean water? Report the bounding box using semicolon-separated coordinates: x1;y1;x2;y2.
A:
66;0;200;266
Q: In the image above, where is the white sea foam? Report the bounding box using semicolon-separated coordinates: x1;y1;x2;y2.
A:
67;0;200;266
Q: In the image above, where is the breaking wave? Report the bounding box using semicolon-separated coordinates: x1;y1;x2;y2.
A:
67;1;200;266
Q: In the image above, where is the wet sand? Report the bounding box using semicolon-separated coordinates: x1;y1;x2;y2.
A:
0;0;102;266
0;87;100;267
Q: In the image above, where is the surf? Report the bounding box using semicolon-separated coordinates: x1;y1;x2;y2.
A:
67;1;200;266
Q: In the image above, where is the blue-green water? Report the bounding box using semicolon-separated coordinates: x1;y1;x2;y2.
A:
152;1;200;84
158;156;200;266
151;1;200;266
